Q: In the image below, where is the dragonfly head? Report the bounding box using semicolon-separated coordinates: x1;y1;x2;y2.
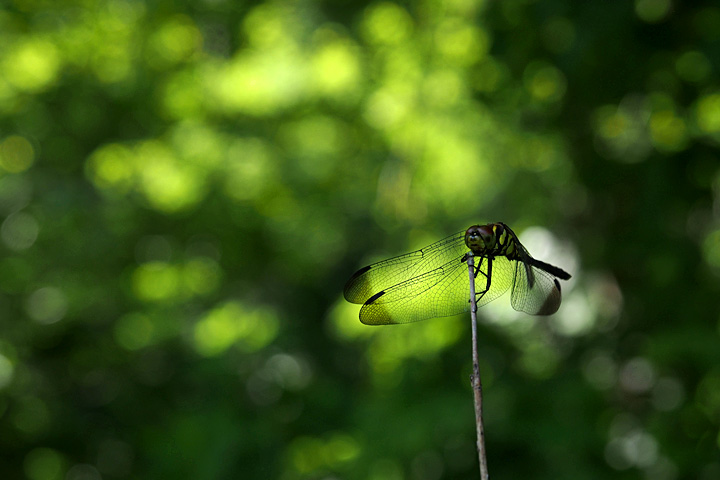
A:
465;224;500;252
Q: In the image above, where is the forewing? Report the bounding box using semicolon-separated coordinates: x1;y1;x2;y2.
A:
344;231;466;305
358;256;468;324
509;260;563;315
360;254;515;325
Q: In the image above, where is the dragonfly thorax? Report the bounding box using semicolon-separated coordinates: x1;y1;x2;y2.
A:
465;223;515;257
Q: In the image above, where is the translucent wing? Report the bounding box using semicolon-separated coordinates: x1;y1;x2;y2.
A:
501;225;567;316
475;256;515;309
344;225;570;324
343;231;466;305
358;255;514;325
509;260;563;315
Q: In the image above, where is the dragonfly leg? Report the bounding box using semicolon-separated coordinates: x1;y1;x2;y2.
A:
474;257;493;305
473;256;484;278
473;257;493;305
485;258;493;294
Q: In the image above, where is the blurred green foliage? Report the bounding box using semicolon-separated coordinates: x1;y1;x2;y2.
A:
1;0;720;479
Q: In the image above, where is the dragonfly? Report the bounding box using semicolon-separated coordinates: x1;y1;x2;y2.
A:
344;223;572;325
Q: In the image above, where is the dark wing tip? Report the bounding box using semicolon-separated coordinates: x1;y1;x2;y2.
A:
359;290;396;325
349;265;372;280
365;290;386;305
536;279;562;315
343;265;373;301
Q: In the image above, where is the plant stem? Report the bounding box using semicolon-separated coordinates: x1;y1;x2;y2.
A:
467;253;489;480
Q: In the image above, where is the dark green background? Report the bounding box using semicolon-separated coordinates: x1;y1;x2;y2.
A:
1;0;719;479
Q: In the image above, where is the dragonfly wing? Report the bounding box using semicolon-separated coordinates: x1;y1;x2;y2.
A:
360;254;518;325
358;257;469;324
474;256;514;308
344;231;466;305
509;260;563;315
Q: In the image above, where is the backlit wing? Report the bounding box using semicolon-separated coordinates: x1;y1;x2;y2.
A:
358;255;514;325
344;224;571;324
343;231;466;305
501;225;568;316
509;260;563;315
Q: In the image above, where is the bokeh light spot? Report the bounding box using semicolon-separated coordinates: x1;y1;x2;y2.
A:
243;3;293;49
326;433;361;464
224;138;276;202
551;292;595;336
361;3;413;45
88;136;213;211
85;143;135;192
211;51;306;116
0;135;35;173
517;340;560;379
434;20;489;66
702;228;720;269
136;141;205;213
583;352;617;390
193;301;279;356
619;357;655;393
171;122;224;169
311;33;362;99
696;370;720;418
593;98;652;162
13;396;50;434
288;433;360;474
280;116;344;182
289;436;324;474
675;51;711;83
652;377;685;411
25;287;68;325
114;312;155;350
605;429;659;469
696;94;720;135
149;15;201;65
1;211;39;251
132;262;181;302
3;38;61;92
182;257;221;296
265;353;313;391
329;299;376;341
363;84;413;129
649;110;687;151
0;353;14;390
524;62;566;103
0;175;33;214
66;464;101;480
367;317;463;374
24;447;64;480
635;0;672;23
161;70;204;119
423;69;463;107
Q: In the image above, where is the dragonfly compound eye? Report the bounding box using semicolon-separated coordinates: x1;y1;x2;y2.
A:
465;225;495;251
477;225;496;247
465;226;482;250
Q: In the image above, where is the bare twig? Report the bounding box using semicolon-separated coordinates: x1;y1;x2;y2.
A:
466;253;489;480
